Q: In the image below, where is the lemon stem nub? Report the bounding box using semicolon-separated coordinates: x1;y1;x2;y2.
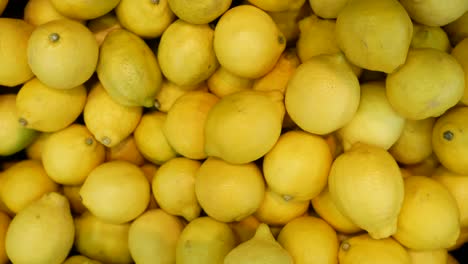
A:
154;99;161;109
151;0;160;4
49;33;60;42
85;138;94;145
18;118;28;127
341;242;351;251
102;136;111;146
282;195;293;201
443;131;454;141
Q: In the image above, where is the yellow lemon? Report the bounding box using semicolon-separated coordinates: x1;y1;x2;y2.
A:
140;163;159;210
128;209;184;264
42;124;106;185
285;53;360;135
431;106;468;175
393;176;460;250
399;0;468;27
16;77;87;132
214;5;286;78
62;185;87;215
451;38;468;105
338;81;406;151
152;157;202;221
448;226;468;251
444;11;468;46
267;4;311;44
389;118;435;165
0;18;34;87
411;23;452;52
207;67;253;98
62;255;102;264
105;135;145;166
407;248;448;264
176;216;237;264
24;0;82;27
277;216;339;264
155;80;208;112
27;19;98;90
309;0;348;19
328;143;404;239
229;215;262;243
0;211;10;264
336;0;413;73
87;12;122;46
403;152;440;176
80;161;150;224
163;91;219;160
50;0;120;20
195;157;265;222
386;48;465;120
204;90;284;164
116;0;175;38
247;0;305;12
25;132;51;161
167;0;232;24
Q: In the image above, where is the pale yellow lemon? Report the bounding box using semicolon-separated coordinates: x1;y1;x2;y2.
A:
167;0;232;24
451;38;468;105
399;0;468;27
207;67;253;98
50;0;120;20
411;23;451;52
105;135;145;166
309;0;348;19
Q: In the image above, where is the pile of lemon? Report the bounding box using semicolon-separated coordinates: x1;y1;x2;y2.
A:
1;0;468;263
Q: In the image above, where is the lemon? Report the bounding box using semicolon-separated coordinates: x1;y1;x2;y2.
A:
105;135;145;166
448;226;468;251
140;163;160;210
6;192;74;264
432;166;468;228
167;0;232;24
62;255;102;264
411;23;452;52
214;5;286;78
403;152;440;176
0;0;7;15
176;216;237;264
155;80;208;112
0;160;58;214
163;91;219;160
267;4;310;44
431;106;468;175
0;18;34;87
386;48;465;120
263;130;332;201
27;19;99;90
116;0;175;38
336;0;413;73
444;11;468;46
80;161;150;224
205;90;284;164
224;223;293;264
50;0;120;20
389;118;435;165
338;81;406;151
24;0;82;27
87;12;122;46
0;211;9;264
16;77;87;132
447;254;460;264
399;0;468;27
451;38;468;105
328;143;404;239
309;0;348;19
0;94;39;156
311;186;362;234
128;209;184;264
83;82;143;148
285;53;360;135
338;234;411;264
253;48;301;94
97;29;163;107
74;211;132;264
42;124;106;185
195;157;265;222
254;189;309;226
152;157;201;221
393;176;460;250
248;0;305;12
407;248;448;264
400;168;413;178
277;216;338;264
229;215;262;243
207;67;254;98
62;185;87;215
134;111;178;165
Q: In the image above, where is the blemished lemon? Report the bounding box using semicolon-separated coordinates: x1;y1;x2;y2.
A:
0;211;10;264
451;38;468;105
263;130;332;201
411;23;452;52
42;124;106;185
5;192;74;264
0;159;59;214
133;111;178;165
204;90;284;164
338;234;411;264
87;12;122;46
285;53;360;135
389;118;435;165
213;5;286;78
267;4;310;44
444;11;468;46
386;48;465;120
62;255;102;264
393;176;460;250
431;106;468;175
337;81;406;151
207;67;253;98
308;0;349;19
163;91;219;160
432;166;468;228
27;19;99;90
311;186;362;234
155;80;209;112
74;211;132;264
16;77;87;132
176;216;237;264
62;185;87;215
167;0;232;24
152;157;202;221
328;143;404;239
195;157;265;222
248;0;305;12
80;161;150;224
407;248;448;264
277;216;339;264
254;189;309;226
50;0;120;20
399;0;468;27
128;209;184;264
83;82;143;148
105;135;146;166
336;0;413;73
23;0;82;27
0;18;34;87
116;0;175;38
